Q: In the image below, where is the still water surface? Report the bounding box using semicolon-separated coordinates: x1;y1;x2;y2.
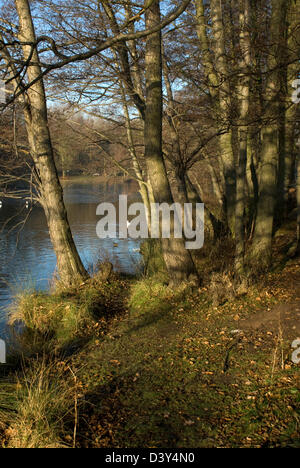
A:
0;177;141;341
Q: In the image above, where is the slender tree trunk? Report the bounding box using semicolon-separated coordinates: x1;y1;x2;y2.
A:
14;0;88;286
297;152;300;246
195;0;236;234
250;0;288;270
120;82;152;231
276;0;290;220
185;175;216;239
144;0;198;285
284;0;300;209
194;0;228;228
235;0;251;278
210;0;236;236
194;0;219;101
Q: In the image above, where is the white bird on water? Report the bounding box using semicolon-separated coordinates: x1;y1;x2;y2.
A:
0;201;2;209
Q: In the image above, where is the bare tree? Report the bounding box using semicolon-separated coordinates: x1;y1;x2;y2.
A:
1;0;88;286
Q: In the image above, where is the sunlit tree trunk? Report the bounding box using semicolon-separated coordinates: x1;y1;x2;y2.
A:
210;0;236;236
196;0;236;235
194;0;219;102
119;81;152;231
144;0;198;285
161;44;195;236
14;0;88;285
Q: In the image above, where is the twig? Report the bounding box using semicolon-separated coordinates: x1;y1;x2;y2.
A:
67;366;78;449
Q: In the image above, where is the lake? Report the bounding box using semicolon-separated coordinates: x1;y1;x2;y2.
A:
0;177;142;342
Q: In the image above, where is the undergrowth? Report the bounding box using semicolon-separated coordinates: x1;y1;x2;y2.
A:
0;240;299;448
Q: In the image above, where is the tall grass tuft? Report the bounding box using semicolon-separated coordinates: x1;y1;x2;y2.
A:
8;358;77;448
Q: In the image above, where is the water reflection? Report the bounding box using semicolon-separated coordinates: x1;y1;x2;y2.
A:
0;177;142;340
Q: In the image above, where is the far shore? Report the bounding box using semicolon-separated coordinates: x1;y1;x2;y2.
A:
59;174;138;185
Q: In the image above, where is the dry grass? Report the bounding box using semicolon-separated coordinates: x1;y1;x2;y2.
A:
8;358;77;448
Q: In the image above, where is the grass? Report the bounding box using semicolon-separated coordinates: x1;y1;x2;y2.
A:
71;275;299;448
0;358;78;448
0;243;299;448
8;270;127;355
6;358;78;448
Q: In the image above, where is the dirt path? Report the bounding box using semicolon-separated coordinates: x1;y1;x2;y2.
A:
240;259;300;340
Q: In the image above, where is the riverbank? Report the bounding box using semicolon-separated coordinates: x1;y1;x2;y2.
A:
0;237;299;448
0;177;142;335
60;174;139;187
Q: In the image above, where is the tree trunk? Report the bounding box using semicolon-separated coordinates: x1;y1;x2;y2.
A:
195;0;235;232
144;0;198;285
185;175;216;240
297;149;300;246
119;80;152;231
15;0;88;286
284;0;300;209
210;0;236;236
250;0;288;270
235;0;251;278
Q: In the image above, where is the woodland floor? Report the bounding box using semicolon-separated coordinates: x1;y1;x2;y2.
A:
72;257;300;448
0;235;299;448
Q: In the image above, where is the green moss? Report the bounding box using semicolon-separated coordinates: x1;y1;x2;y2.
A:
140;239;168;281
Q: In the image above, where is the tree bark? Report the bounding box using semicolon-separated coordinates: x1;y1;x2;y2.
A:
235;0;251;278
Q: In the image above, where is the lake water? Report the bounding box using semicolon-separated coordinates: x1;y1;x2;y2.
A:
0;177;142;341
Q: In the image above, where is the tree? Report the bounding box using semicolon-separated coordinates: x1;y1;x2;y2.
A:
234;0;251;278
143;0;198;285
250;0;289;270
2;0;298;285
1;0;88;286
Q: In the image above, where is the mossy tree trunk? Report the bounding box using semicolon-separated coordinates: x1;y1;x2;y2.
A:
144;0;198;285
